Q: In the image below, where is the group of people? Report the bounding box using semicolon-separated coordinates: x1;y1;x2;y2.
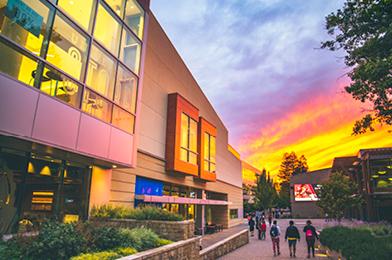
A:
248;216;319;258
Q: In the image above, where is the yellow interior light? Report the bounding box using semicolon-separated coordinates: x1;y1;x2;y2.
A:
28;162;35;174
40;166;51;176
378;171;387;175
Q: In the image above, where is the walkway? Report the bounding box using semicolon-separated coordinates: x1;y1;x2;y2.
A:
200;223;248;248
218;219;339;260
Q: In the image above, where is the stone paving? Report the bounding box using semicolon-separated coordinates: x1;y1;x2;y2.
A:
218;219;341;260
200;223;248;248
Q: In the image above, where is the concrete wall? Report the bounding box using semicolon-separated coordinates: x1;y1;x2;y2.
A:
138;13;242;188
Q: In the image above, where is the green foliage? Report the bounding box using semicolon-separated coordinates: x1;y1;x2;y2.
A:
253;169;278;210
157;238;172;246
0;235;32;260
321;0;392;134
89;226;124;251
317;171;362;221
71;247;137;260
320;226;392;260
90;205;183;221
358;223;392;237
119;228;163;251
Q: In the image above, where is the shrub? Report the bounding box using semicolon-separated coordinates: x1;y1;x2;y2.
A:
119;228;162;251
0;235;32;260
158;238;172;246
89;226;124;251
90;205;183;221
71;247;137;260
320;226;391;260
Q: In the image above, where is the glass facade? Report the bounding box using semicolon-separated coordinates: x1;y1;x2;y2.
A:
180;113;198;164
369;159;392;193
0;0;144;134
203;132;216;173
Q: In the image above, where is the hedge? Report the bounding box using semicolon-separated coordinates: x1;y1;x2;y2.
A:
320;226;392;260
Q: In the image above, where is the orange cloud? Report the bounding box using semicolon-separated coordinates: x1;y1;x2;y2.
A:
239;85;392;180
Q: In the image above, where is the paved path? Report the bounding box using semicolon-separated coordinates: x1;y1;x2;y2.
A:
201;223;248;248
219;219;336;260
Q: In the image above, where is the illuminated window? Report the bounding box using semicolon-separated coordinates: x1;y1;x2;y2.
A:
82;88;112;123
86;44;116;99
0;39;39;87
46;13;89;81
0;0;52;57
230;209;238;219
180;113;198;165
94;3;121;56
104;0;125;18
119;27;141;74
112;105;135;133
204;133;216;173
124;0;144;39
114;64;137;113
57;0;94;31
40;65;82;108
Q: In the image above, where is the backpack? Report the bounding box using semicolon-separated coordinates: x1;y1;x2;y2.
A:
306;228;313;238
270;225;278;237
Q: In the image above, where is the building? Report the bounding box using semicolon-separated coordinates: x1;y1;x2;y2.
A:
241;161;262;205
332;148;392;222
0;0;243;234
290;168;331;218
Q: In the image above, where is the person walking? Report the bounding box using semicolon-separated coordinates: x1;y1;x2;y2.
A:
285;220;300;258
268;212;272;226
259;219;267;240
303;220;319;258
270;220;281;256
249;216;256;237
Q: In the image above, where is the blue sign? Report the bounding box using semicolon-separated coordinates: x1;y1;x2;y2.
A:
135;177;163;196
5;0;44;38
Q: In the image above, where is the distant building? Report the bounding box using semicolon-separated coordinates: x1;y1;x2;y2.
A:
290;168;331;218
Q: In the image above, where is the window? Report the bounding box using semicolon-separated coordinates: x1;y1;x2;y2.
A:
0;0;52;57
40;65;82;108
119;27;141;74
0;39;39;87
82;88;112;123
112;105;135;133
114;64;137;113
180;113;197;164
86;44;116;99
204;133;216;173
57;0;94;31
46;13;89;81
94;3;121;55
104;0;125;18
230;209;238;219
124;0;144;39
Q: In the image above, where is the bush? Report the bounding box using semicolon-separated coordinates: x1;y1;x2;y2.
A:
71;247;137;260
119;228;162;251
158;238;172;246
89;226;124;251
320;226;391;260
0;235;32;259
90;205;183;221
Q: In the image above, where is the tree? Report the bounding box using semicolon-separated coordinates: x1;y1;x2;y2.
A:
321;0;392;134
317;171;362;222
253;169;278;211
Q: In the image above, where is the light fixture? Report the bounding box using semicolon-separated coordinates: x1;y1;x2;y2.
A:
112;165;117;168
378;171;387;175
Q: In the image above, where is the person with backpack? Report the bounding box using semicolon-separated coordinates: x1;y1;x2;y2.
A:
285;220;300;258
270;220;281;256
258;219;267;240
249;216;256;237
303;220;319;258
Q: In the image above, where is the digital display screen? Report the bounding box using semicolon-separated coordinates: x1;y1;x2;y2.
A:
294;184;321;201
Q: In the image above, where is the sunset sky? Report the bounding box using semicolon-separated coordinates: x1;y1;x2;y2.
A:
151;0;392;178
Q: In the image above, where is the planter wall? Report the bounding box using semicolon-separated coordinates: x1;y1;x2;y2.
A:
118;236;201;260
91;219;194;241
199;229;249;260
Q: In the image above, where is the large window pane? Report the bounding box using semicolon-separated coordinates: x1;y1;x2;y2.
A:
211;136;216;163
40;65;82;108
119;27;141;74
86;44;116;99
189;119;197;153
180;148;187;163
114;64;137;113
124;0;144;39
46;14;89;81
82;89;112;122
94;3;121;55
180;113;188;149
0;0;51;57
104;0;125;18
204;133;209;161
0;39;38;86
112;105;135;133
57;0;94;31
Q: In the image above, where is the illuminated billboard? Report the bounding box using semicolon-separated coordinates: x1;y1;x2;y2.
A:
294;184;321;201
